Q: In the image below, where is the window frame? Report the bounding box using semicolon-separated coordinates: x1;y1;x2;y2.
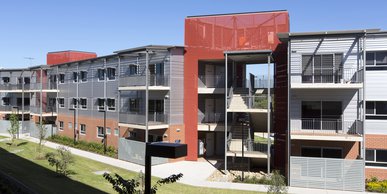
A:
114;128;119;136
129;98;140;112
80;124;86;135
97;68;105;82
107;67;116;81
106;127;111;135
80;71;88;83
80;98;87;110
97;126;104;138
366;149;387;166
73;72;78;83
71;98;78;109
366;51;387;66
2;97;10;106
366;101;387;116
59;73;65;84
97;98;105;111
107;98;115;111
129;64;138;75
59;121;64;131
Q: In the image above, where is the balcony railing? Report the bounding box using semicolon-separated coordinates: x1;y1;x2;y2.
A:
119;112;167;125
300;68;363;84
0;106;30;112
30;106;57;114
227;139;267;153
29;82;58;90
198;75;224;88
292;119;363;135
198;112;224;124
119;75;169;87
228;95;270;110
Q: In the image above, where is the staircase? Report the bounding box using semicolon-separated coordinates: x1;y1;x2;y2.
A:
227;113;253;152
228;88;249;111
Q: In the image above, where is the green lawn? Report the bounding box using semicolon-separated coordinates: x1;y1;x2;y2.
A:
254;135;269;143
0;136;7;139
0;140;261;194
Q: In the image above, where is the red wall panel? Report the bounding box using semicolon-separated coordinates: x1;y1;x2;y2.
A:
47;51;97;66
184;11;289;161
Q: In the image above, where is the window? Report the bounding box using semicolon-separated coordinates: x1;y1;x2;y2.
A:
97;98;105;110
129;64;138;75
129;99;139;112
58;98;65;108
149;100;164;113
301;147;342;159
107;68;116;80
366;101;375;115
366;149;387;167
73;72;78;82
301;101;342;130
2;77;10;84
80;71;87;82
376;102;387;115
301;54;343;83
59;121;64;130
72;98;78;109
2;97;10;106
98;69;105;81
114;128;119;136
367;52;387;66
106;127;111;135
68;122;72;129
59;74;65;84
366;101;387;117
97;126;104;138
107;98;115;111
80;98;87;109
80;124;86;134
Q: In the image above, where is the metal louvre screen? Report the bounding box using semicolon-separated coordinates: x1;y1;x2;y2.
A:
290;156;364;192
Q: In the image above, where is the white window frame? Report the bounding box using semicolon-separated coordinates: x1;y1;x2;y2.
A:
80;98;87;110
2;97;10;106
107;98;116;111
107;67;116;81
106;127;111;135
97;126;104;138
80;124;86;135
366;149;387;166
97;68;105;82
73;72;78;83
97;98;105;110
59;121;64;131
129;64;139;75
58;98;65;108
68;122;72;129
71;98;78;109
114;128;119;136
80;71;88;83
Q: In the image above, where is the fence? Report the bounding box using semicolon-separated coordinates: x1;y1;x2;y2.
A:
0;120;56;138
299;68;364;84
198;75;224;88
119;75;169;87
118;138;168;166
119;112;167;125
291;119;363;135
290;156;364;192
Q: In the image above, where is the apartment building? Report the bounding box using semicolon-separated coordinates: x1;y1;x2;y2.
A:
277;29;387;191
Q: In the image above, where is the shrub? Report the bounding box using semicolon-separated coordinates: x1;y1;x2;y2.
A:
7;113;19;145
47;135;117;158
45;146;74;176
233;175;271;184
266;170;288;194
366;177;387;193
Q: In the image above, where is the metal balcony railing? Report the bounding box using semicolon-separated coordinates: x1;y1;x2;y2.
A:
30;106;57;114
119;75;169;87
0;105;30;112
198;112;224;124
300;68;363;84
198;75;224;88
292;119;363;135
119;112;167;125
227;139;268;153
29;82;58;90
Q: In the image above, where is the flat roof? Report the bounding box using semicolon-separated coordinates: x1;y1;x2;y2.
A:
278;29;381;41
114;45;183;54
47;50;96;54
187;10;288;18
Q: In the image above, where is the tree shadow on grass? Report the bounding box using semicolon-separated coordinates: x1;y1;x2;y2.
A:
5;141;28;147
0;147;107;194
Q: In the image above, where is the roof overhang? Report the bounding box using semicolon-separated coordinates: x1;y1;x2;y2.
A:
224;50;273;64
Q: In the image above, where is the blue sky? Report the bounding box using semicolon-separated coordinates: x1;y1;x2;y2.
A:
1;0;387;68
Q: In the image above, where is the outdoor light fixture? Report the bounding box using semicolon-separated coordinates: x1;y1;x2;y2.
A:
144;142;187;194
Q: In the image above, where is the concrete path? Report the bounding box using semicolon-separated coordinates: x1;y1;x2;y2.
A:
1;133;370;194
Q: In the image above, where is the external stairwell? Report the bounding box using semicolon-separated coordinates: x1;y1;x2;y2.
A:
227;88;250;112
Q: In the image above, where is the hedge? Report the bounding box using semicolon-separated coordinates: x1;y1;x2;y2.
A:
47;135;117;158
366;177;387;193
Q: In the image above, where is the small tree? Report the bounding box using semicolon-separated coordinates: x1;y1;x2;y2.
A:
103;172;183;194
7;113;19;145
36;121;47;152
45;146;74;176
266;170;288;194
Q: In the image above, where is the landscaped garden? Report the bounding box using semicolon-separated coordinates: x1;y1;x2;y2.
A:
0;139;261;194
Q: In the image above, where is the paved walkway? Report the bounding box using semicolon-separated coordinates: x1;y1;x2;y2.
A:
0;133;370;194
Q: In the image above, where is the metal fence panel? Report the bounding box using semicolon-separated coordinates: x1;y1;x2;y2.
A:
118;138;168;166
290;156;364;192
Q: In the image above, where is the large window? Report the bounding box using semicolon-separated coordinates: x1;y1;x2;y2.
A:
302;54;343;83
301;147;342;159
107;68;116;80
129;99;139;112
366;149;387;167
366;101;387;119
367;52;387;66
301;101;342;130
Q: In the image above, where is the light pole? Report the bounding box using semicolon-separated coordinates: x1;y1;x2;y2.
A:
13;106;19;139
99;109;107;154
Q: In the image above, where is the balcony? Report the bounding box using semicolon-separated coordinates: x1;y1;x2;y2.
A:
197;112;224;131
29;82;58;91
198;75;224;94
291;119;363;141
119;75;169;91
291;68;363;89
30;106;57;116
226;139;268;158
0;106;30;113
119;112;168;129
0;84;28;92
